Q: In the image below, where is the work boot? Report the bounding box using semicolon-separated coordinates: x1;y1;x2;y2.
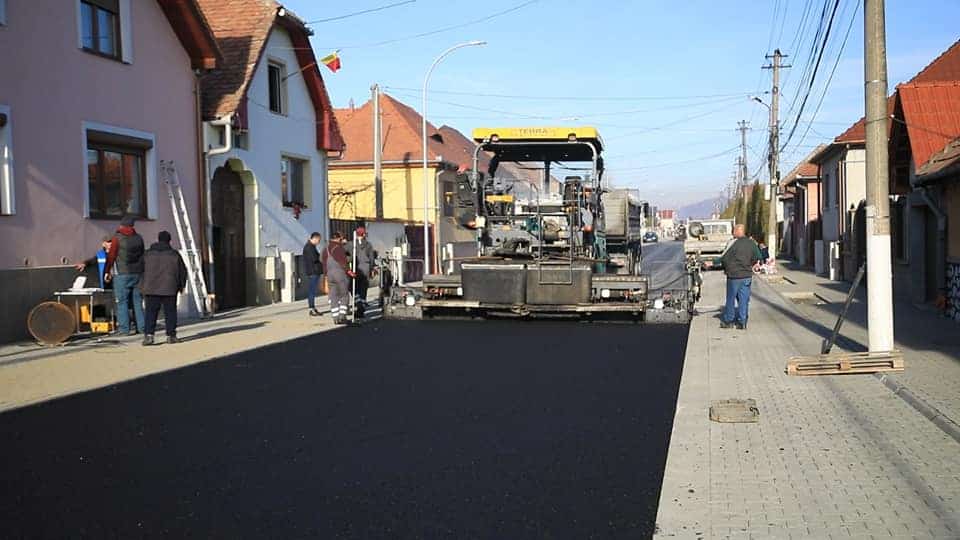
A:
719;321;733;329
309;308;321;317
142;334;155;346
736;322;747;330
127;330;139;337
166;335;180;344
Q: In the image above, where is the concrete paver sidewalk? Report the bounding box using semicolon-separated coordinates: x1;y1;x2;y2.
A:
656;270;960;539
0;292;371;412
767;264;960;433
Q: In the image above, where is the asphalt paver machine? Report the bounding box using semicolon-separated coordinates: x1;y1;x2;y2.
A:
384;127;699;322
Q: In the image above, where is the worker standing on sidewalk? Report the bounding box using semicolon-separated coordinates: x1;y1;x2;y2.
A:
322;232;353;325
352;227;376;318
302;232;323;317
105;215;146;336
714;224;761;330
140;231;188;346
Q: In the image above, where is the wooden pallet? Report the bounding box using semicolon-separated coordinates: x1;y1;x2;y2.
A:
785;350;904;376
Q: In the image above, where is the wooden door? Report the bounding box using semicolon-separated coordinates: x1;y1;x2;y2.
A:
212;167;247;309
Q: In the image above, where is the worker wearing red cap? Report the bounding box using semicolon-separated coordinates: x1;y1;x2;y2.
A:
353;226;377;318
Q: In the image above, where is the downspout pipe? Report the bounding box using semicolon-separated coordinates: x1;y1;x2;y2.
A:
203;114;233;301
194;71;206;268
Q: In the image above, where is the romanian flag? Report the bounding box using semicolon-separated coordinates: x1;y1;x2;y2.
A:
321;51;341;73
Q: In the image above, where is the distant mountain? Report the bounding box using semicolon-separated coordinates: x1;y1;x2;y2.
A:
677;197;723;220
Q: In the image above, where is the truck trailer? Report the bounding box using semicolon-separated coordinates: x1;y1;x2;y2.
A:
383;127;699;323
601;188;644;275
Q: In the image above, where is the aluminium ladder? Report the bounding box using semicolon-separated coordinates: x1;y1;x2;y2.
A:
160;160;210;317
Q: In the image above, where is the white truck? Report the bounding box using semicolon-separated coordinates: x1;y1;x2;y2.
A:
683;218;734;257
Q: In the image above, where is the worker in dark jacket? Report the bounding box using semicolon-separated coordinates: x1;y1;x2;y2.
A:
352;227;377;318
321;232;352;324
714;224;762;329
302;232;323;317
105;215;146;335
141;231;188;345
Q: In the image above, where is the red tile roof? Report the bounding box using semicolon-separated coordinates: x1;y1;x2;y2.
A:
834;96;894;143
896;81;960;169
333;94;450;164
780;145;825;186
835;39;960;144
332;94;545;192
917;135;960;179
196;0;343;150
196;0;275;121
438;125;491;171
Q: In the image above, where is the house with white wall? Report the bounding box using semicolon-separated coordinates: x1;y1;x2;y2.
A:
196;0;343;309
809;127;867;282
0;0;220;343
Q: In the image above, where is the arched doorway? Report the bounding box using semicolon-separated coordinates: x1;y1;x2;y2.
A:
212;166;247;309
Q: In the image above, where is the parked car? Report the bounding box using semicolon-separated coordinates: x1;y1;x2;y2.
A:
643;231;659;243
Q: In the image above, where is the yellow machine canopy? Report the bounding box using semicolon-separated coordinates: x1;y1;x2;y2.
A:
471;127;604;163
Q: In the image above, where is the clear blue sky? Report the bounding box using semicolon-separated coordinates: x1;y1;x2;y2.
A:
283;0;960;209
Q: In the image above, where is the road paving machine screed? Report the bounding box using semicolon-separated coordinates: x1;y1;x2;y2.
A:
383;127;700;323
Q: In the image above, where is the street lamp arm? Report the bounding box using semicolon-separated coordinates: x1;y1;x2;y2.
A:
421;40;486;275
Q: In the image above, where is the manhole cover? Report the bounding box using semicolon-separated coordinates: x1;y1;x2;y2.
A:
710;399;759;423
782;291;828;305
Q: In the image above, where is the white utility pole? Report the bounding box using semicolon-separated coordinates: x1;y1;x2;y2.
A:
864;0;895;352
763;50;789;255
372;84;383;220
421;40;486;275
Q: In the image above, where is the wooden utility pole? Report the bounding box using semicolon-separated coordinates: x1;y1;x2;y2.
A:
737;120;750;188
864;0;895;352
372;84;384;219
763;49;789;254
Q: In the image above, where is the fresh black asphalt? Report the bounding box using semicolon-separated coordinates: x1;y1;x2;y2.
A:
1;320;688;539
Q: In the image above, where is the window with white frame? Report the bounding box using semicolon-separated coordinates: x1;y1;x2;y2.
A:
78;0;132;63
86;129;152;219
281;156;308;208
80;0;120;59
0;104;14;215
267;61;287;115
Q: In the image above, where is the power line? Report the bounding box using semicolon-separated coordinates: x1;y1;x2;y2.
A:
316;0;539;50
606;146;741;171
780;0;841;152
383;86;758;102
784;0;860;156
304;0;416;24
605;101;746;140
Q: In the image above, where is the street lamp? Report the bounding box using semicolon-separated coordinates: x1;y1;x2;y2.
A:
422;40;486;276
750;96;770;109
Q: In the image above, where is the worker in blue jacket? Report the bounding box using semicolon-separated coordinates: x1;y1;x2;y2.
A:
74;236;113;289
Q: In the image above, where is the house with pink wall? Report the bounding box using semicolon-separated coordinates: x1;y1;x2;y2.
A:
0;0;219;343
779;150;823;269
